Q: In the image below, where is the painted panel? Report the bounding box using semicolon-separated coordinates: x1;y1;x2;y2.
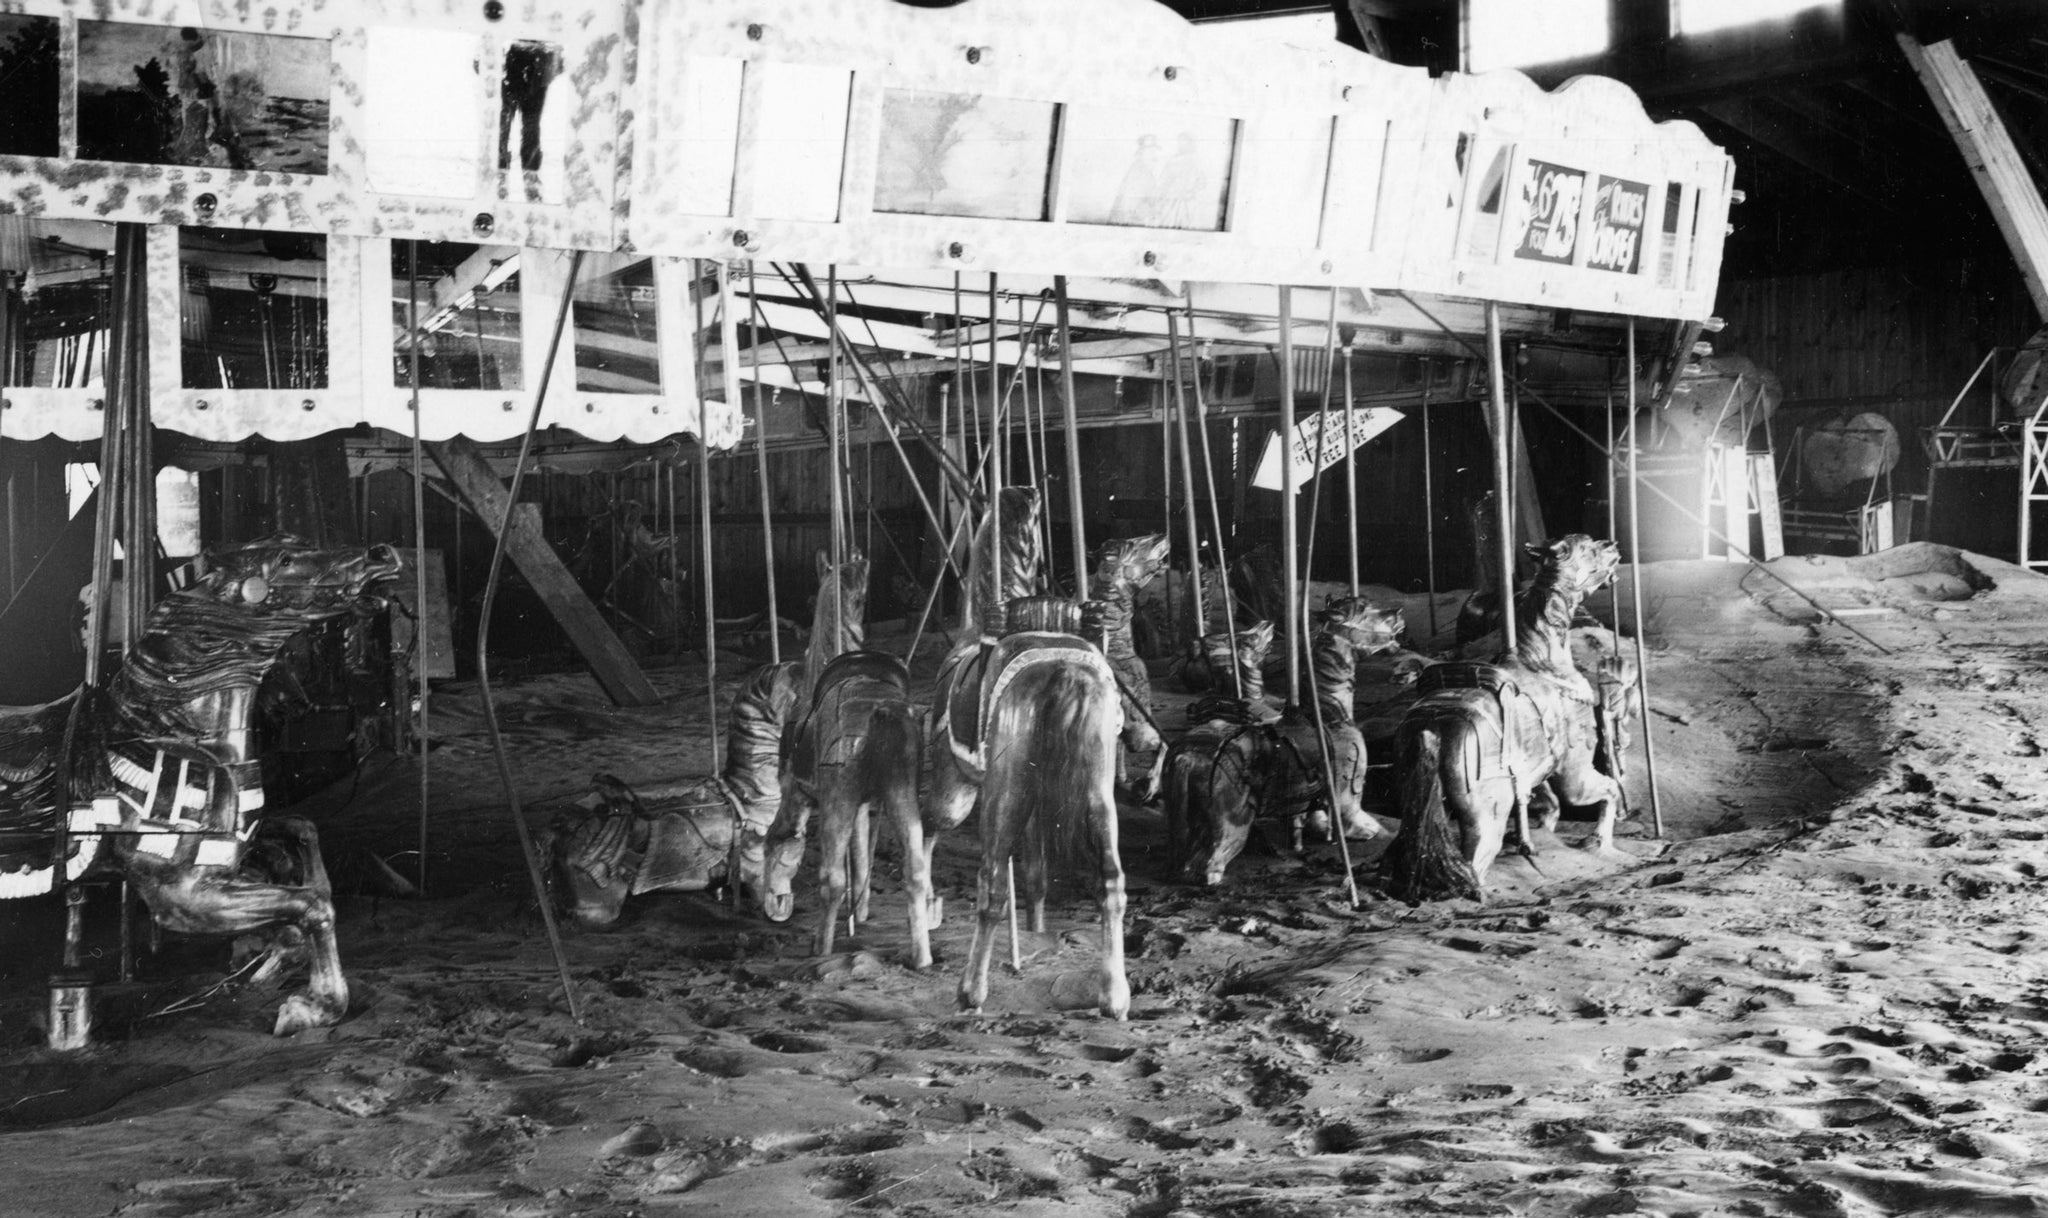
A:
873;89;1057;221
1064;105;1236;231
0;16;61;158
76;21;329;174
1511;157;1585;266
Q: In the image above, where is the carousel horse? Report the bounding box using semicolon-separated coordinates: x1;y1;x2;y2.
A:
1162;598;1404;886
923;487;1130;1017
548;549;865;928
0;535;403;1035
1087;534;1171;800
540;660;800;927
1381;535;1629;904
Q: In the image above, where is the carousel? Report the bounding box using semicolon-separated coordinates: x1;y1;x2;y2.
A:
0;0;1743;1047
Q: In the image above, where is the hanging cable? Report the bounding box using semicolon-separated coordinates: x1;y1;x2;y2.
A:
478;249;585;1023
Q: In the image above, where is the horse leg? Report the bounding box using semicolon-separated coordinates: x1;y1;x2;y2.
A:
957;860;1006;1014
897;806;935;971
1018;831;1049;935
850;804;874;926
923;751;980;928
127;836;348;1034
1088;784;1132;1021
811;785;854;957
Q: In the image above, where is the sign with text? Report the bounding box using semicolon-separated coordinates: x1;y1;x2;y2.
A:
1587;174;1649;274
1252;407;1404;492
1514;158;1584;265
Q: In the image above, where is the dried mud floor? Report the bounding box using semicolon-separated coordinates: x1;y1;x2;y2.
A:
3;543;2047;1218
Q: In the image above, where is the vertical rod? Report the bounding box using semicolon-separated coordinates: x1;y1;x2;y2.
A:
827;267;846;578
1605;366;1621;638
1277;286;1300;706
748;273;781;665
1052;277;1088;602
1343;343;1359;599
1162;322;1178;637
1625;320;1663;839
1484;302;1518;657
1419;362;1438;637
407;239;432;895
988;274;1002;494
705;262;730;772
1187;323;1240;694
1168;313;1204;631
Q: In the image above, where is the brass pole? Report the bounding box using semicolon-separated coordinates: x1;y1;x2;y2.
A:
1052;277;1087;600
1277;286;1300;705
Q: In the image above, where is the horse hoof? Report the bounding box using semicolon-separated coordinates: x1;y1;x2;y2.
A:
762;893;794;923
273;992;344;1036
927;897;944;926
1340;812;1382;840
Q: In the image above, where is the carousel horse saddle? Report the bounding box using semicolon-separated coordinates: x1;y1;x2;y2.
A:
787;650;911;783
1413;661;1519;700
941;628;1113;773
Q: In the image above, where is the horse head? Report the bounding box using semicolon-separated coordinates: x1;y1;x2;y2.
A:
1098;533;1170;592
1317;595;1406;656
1524;534;1621;599
199;534;404;617
758;798;807;923
811;548;871;654
992;486;1043;585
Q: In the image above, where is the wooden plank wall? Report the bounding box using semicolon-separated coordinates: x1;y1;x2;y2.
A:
1714;257;2036;474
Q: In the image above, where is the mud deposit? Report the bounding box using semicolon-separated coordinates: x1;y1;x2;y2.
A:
4;544;2047;1218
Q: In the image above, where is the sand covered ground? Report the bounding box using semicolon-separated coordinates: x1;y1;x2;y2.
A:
3;542;2048;1218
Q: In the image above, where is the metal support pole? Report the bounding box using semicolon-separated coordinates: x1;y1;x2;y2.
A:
1342;341;1359;599
1483;302;1518;657
748;271;781;665
1167;312;1204;634
1419;362;1438;638
407;239;432;895
1187;320;1242;697
1053;277;1088;601
1625;320;1664;839
1277;286;1300;706
827;267;846;579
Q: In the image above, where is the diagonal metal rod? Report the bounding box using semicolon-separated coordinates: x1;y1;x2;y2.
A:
1394;291;1892;655
1626;321;1666;839
478;249;585;1024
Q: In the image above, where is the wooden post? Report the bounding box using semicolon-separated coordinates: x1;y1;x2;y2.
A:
1898;36;2048;319
429;436;661;707
1484;303;1518;657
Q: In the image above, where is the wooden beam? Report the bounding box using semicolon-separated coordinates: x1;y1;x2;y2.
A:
427;435;662;707
1897;35;2048;319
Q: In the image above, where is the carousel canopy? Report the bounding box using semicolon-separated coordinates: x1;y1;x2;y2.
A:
0;0;1733;448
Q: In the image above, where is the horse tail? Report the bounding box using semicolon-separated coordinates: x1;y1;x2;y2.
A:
850;697;923;817
983;660;1119;874
1383;722;1480;904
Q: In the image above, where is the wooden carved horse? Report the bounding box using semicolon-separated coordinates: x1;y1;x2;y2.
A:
1162;598;1404;886
766;550;926;958
0;535;403;1036
545;550;863;927
1382;535;1629;903
540;660;799;927
1088;534;1171;800
924;487;1130;1018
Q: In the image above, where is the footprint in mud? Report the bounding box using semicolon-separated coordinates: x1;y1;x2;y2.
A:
751;1030;830;1055
1243;1059;1312;1110
811;1156;891;1201
1293;1120;1366;1155
1372;1046;1453;1065
673;1047;751;1078
1079;1043;1135;1063
1396;1082;1516;1103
